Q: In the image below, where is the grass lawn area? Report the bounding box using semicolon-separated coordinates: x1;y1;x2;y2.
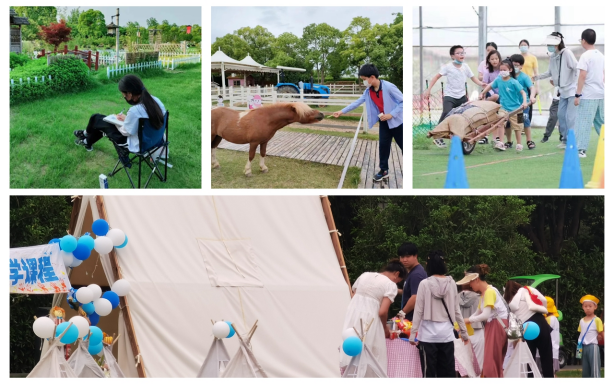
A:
413;128;600;189
211;149;361;189
11;66;201;188
557;368;604;378
281;126;379;141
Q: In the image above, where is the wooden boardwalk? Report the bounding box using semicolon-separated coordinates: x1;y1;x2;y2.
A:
217;131;403;189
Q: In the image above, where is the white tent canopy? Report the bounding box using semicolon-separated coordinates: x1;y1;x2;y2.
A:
102;344;125;378
197;337;231;377
504;341;542;378
65;196;351;377
28;333;77;378
67;339;105;378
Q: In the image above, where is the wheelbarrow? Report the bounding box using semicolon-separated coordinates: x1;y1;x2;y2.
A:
428;101;533;155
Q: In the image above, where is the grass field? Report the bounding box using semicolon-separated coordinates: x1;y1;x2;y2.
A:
281;126;379;140
557;368;604;378
11;66;201;188
211;149;361;189
413;129;600;189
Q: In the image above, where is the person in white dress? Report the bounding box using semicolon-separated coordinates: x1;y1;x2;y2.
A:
339;260;407;373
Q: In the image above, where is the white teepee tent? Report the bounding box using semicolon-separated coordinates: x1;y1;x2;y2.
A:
67;338;105;377
28;325;77;378
220;322;267;378
504;340;542;378
45;196;352;377
341;320;387;378
102;343;125;378
453;338;478;378
196;336;231;377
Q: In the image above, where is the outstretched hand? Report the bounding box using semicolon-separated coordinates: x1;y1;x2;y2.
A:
332;111;343;118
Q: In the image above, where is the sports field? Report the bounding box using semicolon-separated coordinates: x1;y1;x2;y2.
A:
413;129;600;189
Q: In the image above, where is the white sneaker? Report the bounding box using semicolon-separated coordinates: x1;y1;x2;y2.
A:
433;139;447;148
516;144;523;152
557;143;567;149
579;150;587;158
494;141;507;151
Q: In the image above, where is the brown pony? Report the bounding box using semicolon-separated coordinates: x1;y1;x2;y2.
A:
211;102;324;176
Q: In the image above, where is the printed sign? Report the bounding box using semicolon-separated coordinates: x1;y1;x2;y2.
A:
249;94;262;110
9;243;71;294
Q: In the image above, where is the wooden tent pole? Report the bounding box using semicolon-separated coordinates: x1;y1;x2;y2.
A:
319;196;353;297
95;196;146;378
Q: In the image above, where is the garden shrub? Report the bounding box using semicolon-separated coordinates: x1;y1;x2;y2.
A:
9;53;31;69
10;56;95;105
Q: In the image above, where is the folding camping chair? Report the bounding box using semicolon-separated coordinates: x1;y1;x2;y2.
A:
108;111;169;188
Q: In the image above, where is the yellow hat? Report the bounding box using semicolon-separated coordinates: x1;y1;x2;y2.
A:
545;296;557;314
580;295;600;305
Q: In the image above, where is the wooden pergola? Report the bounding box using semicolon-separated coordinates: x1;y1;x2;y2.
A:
10;9;30;54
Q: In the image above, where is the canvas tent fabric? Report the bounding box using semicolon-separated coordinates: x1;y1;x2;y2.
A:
504;341;542;378
341;346;388;378
196;337;231;377
453;338;478;378
220;331;268;378
67;339;105;377
27;339;77;378
102;344;125;378
70;196;350;377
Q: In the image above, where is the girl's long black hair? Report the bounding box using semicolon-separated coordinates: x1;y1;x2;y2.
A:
118;74;164;129
486;50;501;73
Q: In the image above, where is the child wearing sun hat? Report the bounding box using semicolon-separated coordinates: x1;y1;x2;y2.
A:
578;295;603;377
539;296;561;376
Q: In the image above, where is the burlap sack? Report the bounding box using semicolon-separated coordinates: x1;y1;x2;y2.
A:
428;101;507;139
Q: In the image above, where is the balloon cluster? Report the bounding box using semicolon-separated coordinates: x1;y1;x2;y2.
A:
341;328;363;356
212;321;236;339
68;280;131;326
50;219;128;270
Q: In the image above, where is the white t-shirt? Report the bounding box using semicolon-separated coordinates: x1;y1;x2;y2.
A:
547;316;560;357
577;49;605;99
418;320;455;343
439;63;474;99
578;316;603;345
123;96;167;153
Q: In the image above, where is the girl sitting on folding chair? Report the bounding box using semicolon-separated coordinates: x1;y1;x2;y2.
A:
74;74;166;162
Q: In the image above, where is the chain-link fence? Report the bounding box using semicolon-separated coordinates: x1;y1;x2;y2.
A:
412;7;604;136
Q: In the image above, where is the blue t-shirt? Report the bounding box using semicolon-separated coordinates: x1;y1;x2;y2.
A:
491;76;523;112
516;72;533;105
401;264;427;321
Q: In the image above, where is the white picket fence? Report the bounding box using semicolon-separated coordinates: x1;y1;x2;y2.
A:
159;54;201;70
98;54;126;66
213;85;364;108
10;74;52;92
107;61;162;79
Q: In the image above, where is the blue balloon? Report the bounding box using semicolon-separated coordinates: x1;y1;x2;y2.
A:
72;243;91;261
48;238;61;245
342;336;363;356
523;321;540;341
225;321;236;338
60;235;78;253
116;235;129;249
88;342;104;355
77;235;95;251
102;291;120;309
92;219;109;236
55;322;79;344
85;326;103;345
88;312;100;326
82;302;95;315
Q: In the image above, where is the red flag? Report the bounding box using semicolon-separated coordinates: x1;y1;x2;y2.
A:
186;26;192;34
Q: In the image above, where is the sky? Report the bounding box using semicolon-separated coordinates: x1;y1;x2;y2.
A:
412;6;604;46
211;6;403;43
61;6;202;27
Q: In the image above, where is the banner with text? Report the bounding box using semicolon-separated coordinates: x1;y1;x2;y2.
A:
9;243;71;294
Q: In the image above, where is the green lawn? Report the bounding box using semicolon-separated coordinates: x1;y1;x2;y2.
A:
11;66;201;188
211;149;361;189
281;127;379;141
413;129;600;189
557;368;604;378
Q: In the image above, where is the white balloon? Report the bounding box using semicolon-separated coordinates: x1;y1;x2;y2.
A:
107;228;126;246
342;328;358;340
87;284;102;300
93;298;112;316
212;321;230;339
60;251;74;269
70;258;83;268
76;287;94;304
69;316;90;338
94;236;114;254
111;279;131;296
33;317;56;338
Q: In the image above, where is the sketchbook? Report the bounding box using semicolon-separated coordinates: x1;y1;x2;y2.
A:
103;114;124;128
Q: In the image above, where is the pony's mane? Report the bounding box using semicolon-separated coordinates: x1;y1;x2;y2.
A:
263;102;312;119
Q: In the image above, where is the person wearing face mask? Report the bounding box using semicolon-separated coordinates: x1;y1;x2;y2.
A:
509;54;537;150
425;45;486;149
333;64;403;182
480;60;528;152
74;74;166;156
518;40;539;79
533;32;578;149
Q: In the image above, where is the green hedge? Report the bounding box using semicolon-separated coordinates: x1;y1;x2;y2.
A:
10;53;31;69
10;57;95;105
